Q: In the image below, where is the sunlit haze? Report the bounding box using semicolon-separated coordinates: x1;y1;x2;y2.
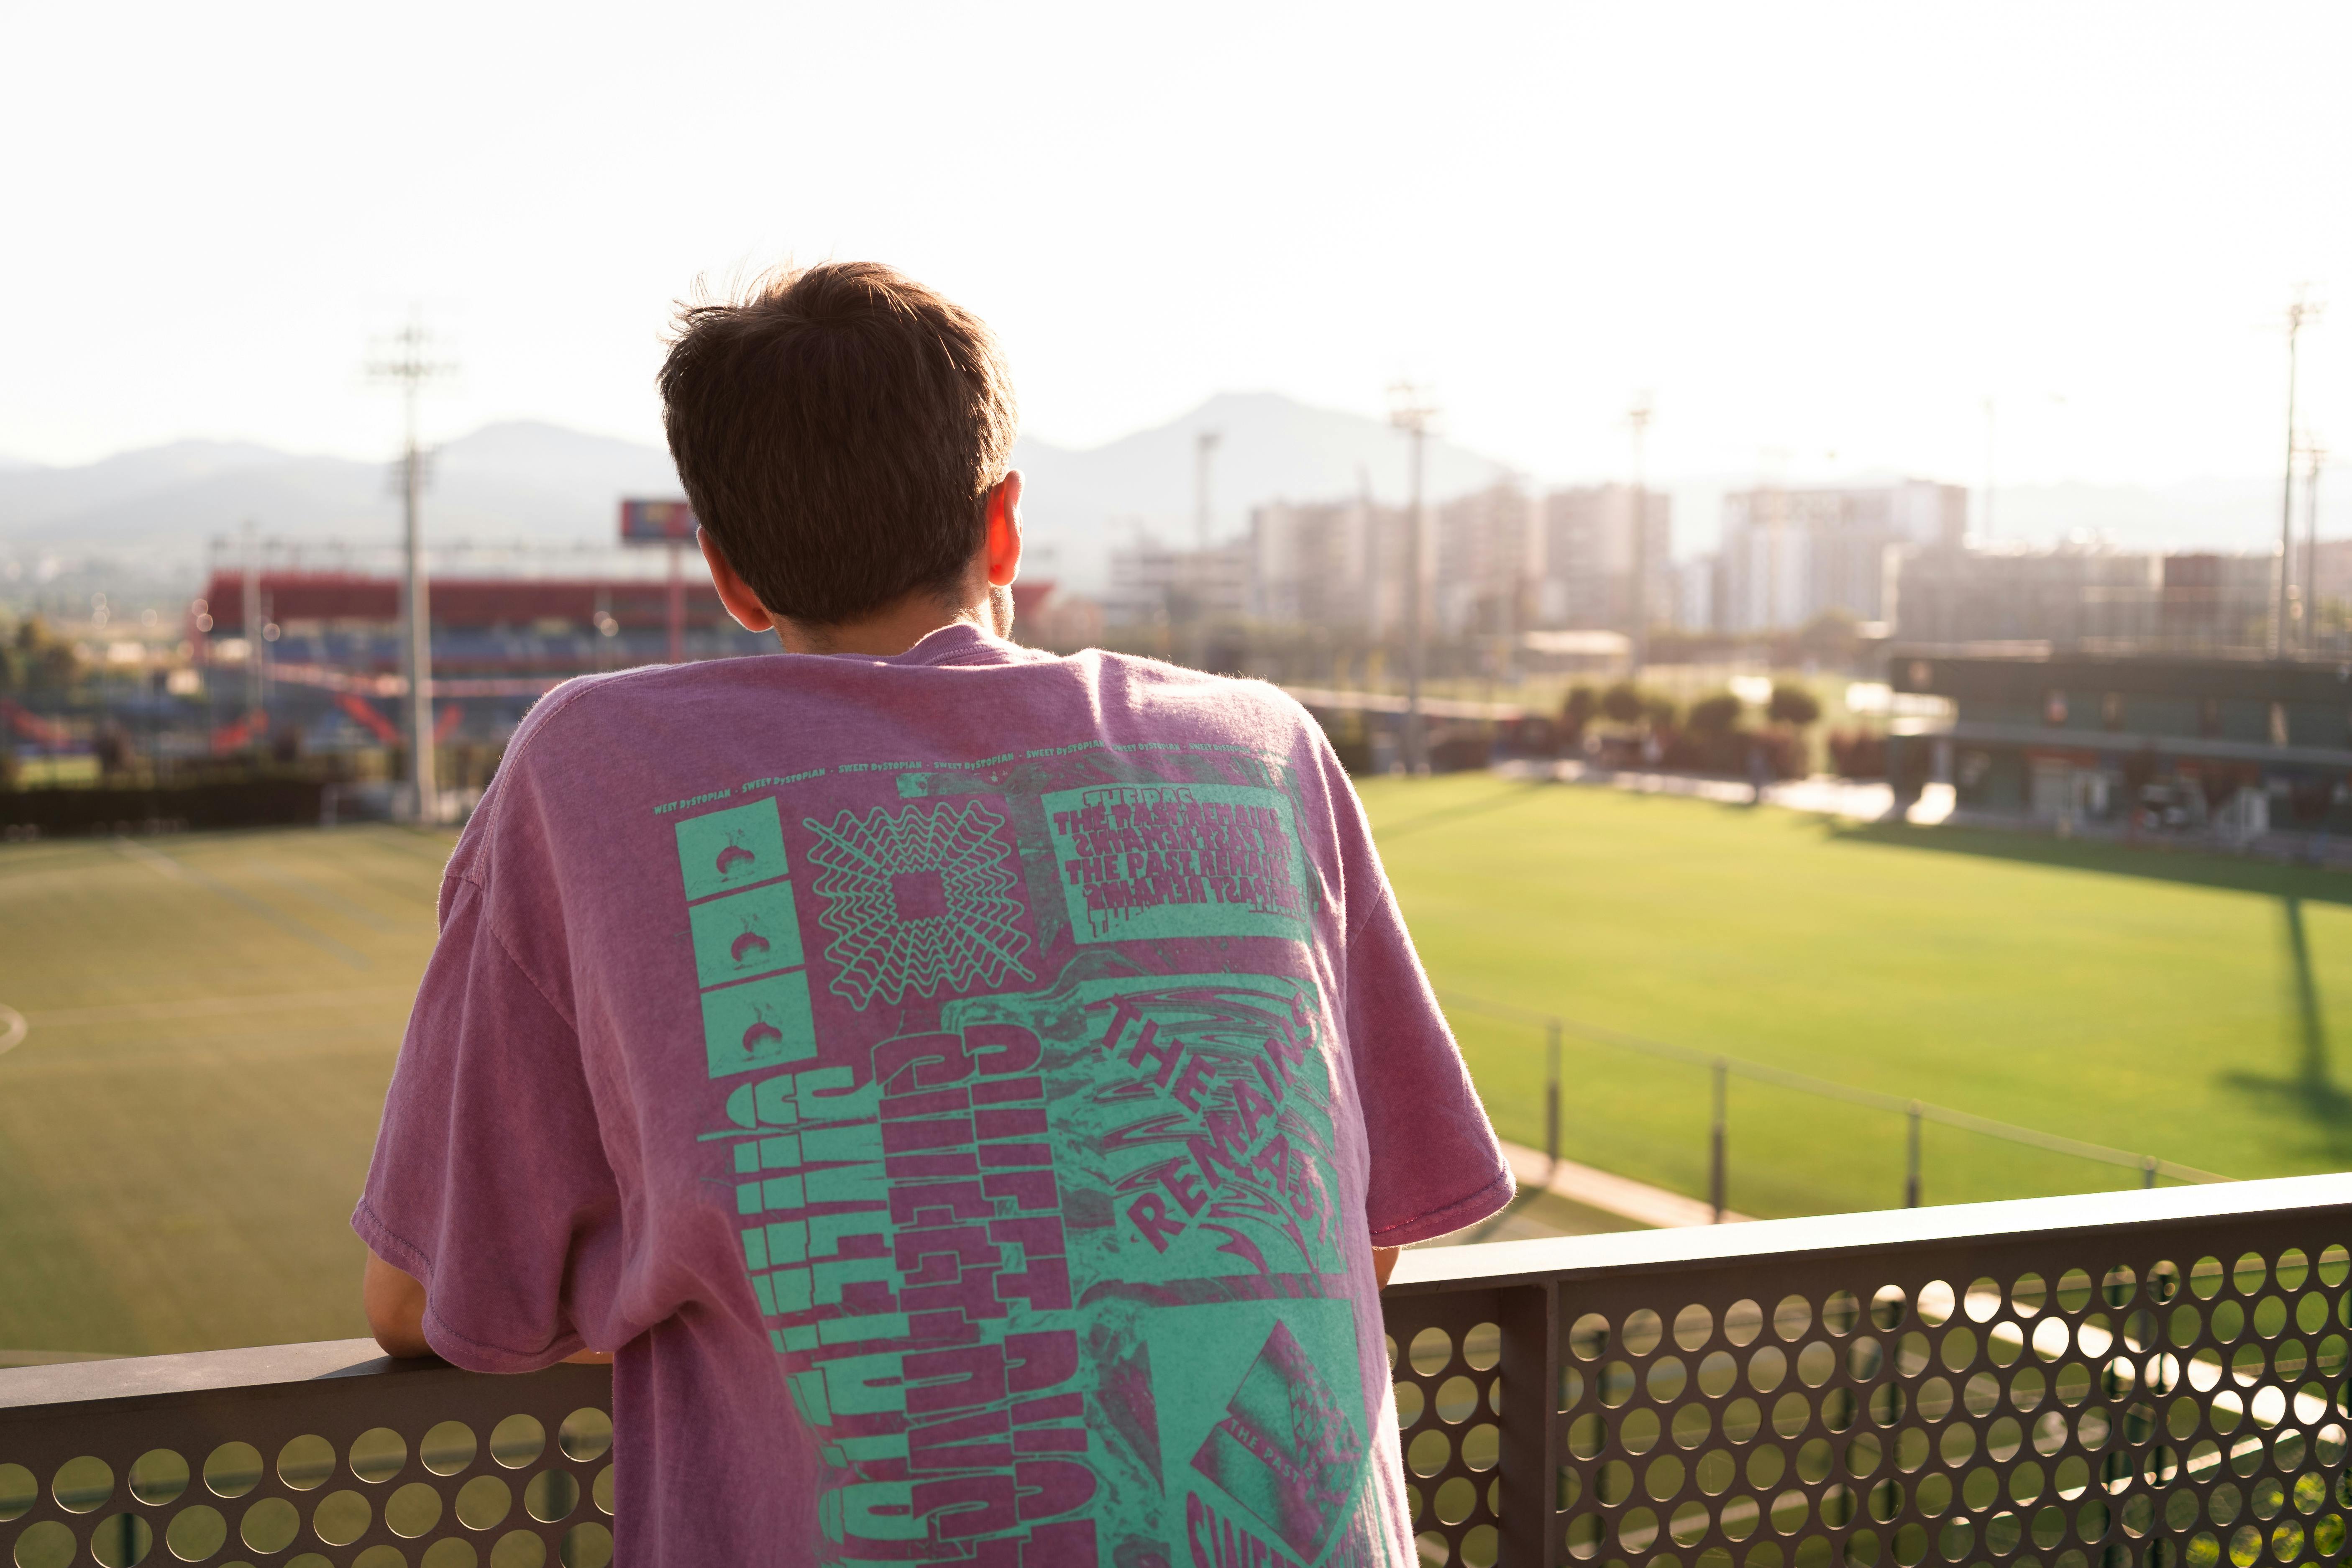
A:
5;3;2348;502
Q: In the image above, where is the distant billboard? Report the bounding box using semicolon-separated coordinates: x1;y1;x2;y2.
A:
619;499;698;545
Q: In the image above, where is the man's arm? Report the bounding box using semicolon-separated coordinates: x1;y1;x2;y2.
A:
1374;1246;1400;1290
363;1249;616;1364
363;1250;433;1358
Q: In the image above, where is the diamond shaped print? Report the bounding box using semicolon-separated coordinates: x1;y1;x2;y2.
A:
1189;1320;1366;1562
801;799;1036;1009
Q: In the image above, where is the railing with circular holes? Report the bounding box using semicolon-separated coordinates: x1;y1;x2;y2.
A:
9;1175;2352;1568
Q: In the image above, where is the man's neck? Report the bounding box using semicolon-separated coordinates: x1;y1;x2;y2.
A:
773;588;1004;657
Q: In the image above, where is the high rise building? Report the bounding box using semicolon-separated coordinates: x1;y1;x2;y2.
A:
1249;496;1409;633
1718;479;1966;631
1433;481;1541;637
1533;484;1672;632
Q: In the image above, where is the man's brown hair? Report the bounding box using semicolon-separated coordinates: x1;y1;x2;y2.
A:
658;262;1019;627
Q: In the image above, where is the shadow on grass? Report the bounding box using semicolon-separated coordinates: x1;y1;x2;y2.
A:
1372;780;1550;842
1822;817;2352;907
1825;819;2352;1160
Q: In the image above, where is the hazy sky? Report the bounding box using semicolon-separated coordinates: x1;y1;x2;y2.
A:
5;3;2347;495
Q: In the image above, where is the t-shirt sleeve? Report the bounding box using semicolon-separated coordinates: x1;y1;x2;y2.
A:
1320;752;1515;1246
353;865;625;1373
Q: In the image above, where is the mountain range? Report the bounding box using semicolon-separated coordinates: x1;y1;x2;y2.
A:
0;393;1509;593
1;392;2337;593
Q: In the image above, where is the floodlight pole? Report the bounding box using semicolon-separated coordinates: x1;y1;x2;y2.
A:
1627;394;1653;676
371;317;451;824
1390;384;1438;775
2276;294;2321;660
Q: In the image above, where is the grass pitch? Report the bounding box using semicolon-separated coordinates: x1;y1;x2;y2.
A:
3;781;2349;1357
1359;775;2352;1220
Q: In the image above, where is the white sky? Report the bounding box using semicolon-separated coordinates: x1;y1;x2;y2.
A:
3;3;2347;492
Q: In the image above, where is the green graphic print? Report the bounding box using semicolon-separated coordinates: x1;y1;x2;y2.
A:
672;758;1383;1568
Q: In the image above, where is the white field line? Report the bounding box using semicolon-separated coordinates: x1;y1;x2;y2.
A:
1500;1139;1755;1229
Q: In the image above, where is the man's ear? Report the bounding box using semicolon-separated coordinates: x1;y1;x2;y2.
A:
698;527;775;632
985;471;1024;588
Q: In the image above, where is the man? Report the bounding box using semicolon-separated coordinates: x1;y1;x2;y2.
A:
356;261;1512;1568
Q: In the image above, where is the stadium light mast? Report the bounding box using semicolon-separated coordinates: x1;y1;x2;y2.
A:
2275;291;2321;660
1389;382;1438;775
1626;394;1654;676
369;316;453;824
1194;429;1221;553
2304;435;2329;654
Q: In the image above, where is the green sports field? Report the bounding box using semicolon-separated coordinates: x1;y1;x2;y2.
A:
2;781;2349;1359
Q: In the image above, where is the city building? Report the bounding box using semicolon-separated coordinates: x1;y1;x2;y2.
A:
1888;649;2352;838
1433;481;1541;637
1248;496;1408;633
1534;484;1671;633
1718;479;1966;631
1102;534;1251;627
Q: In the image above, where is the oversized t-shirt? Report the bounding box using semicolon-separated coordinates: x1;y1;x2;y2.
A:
355;622;1513;1568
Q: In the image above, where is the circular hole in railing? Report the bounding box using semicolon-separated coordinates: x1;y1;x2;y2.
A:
388;1479;445;1538
1962;1371;2001;1417
525;1469;578;1525
422;1421;479;1477
1869;1384;1905;1428
277;1436;335;1491
1845;1431;1883;1478
2008;1273;2047;1317
559;1522;614;1568
87;1514;152;1568
1407;1429;1451;1478
1698;1350;1738;1398
312;1489;371;1547
1395;1380;1426;1426
1914;1376;1953;1421
1564;1512;1603;1560
1566;1412;1606;1460
1417;1528;1451;1566
2253;1296;2289;1339
1695;1450;1736;1496
1461;1422;1499;1473
1433;1475;1477;1525
1559;1363;1585;1411
1435;1375;1479;1424
1797;1343;1835;1388
1723;1396;1762;1444
0;1463;34;1522
490;1530;547;1568
1821;1289;1860;1337
202;1443;263;1500
1674;1402;1714;1450
1718;1492;1759;1541
165;1501;228;1561
1869;1286;1907;1332
351;1427;407;1484
1460;1321;1500;1372
423;1531;481;1566
1598;1361;1636;1407
1676;1304;1715;1350
1962;1279;2000;1323
2275;1246;2310;1291
2054;1269;2094;1313
126;1450;188;1509
1569;1313;1610;1360
1595;1460;1634;1507
1621;1408;1661;1455
1940;1326;1976;1372
1916;1281;1956;1328
456;1475;513;1532
2234;1253;2269;1297
2298;1291;2329;1335
1456;1523;1497;1568
53;1456;114;1514
489;1416;546;1471
1724;1299;1764;1347
2319;1245;2351;1288
2100;1265;2137;1308
2213;1299;2247;1342
1795;1437;1834;1484
558;1408;614;1465
1773;1296;1812;1343
592;1464;614;1517
1771;1393;1809;1440
10;1520;75;1568
1410;1328;1454;1377
241;1496;300;1555
1624;1308;1664;1356
1649;1356;1688;1402
1618;1506;1660;1554
1747;1444;1786;1491
1748;1346;1786;1393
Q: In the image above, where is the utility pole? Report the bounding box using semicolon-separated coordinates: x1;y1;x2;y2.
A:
1194;430;1222;553
2276;292;2322;660
241;519;263;741
369;317;453;824
1626;394;1654;675
1389;383;1438;775
2305;436;2329;653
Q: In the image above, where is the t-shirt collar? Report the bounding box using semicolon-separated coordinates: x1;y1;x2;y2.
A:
873;621;1025;669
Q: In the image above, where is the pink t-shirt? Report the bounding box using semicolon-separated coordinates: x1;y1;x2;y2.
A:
356;623;1512;1568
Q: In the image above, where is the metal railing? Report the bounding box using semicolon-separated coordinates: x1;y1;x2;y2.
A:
1441;992;2229;1223
7;1177;2345;1568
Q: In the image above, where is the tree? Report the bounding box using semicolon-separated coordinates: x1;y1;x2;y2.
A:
1599;680;1646;726
1767;682;1822;728
1687;693;1743;735
1560;685;1600;739
1643;692;1680;731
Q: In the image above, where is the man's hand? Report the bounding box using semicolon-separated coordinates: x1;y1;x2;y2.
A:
1374;1246;1400;1290
363;1251;433;1358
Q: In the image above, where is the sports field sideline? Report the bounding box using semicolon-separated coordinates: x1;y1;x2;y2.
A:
2;779;2347;1359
